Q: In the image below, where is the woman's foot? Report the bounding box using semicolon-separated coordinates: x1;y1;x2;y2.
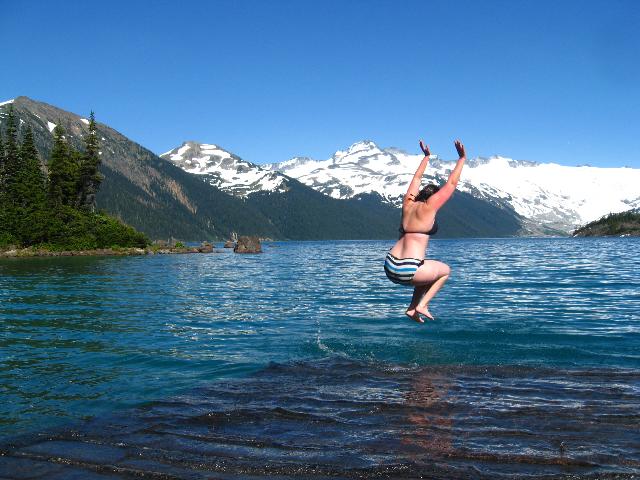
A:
415;305;434;321
405;308;424;324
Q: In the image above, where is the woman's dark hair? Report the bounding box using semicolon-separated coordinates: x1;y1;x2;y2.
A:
415;183;440;202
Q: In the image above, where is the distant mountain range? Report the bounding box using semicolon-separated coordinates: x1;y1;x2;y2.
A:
264;140;640;234
160;141;524;238
162;139;640;235
5;97;636;240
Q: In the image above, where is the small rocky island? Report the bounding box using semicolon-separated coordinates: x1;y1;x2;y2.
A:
573;210;640;237
233;236;262;253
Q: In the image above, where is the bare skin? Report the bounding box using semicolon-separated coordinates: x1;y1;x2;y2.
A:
389;139;467;323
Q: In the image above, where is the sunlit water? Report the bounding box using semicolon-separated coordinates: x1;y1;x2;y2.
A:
1;238;639;478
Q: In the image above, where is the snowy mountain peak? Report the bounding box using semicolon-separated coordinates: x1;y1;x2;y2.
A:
162;141;238;168
0;99;15;107
332;140;383;163
265;156;314;172
160;141;289;197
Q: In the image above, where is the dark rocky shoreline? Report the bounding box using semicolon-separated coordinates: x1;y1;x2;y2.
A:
0;237;265;258
0;243;217;258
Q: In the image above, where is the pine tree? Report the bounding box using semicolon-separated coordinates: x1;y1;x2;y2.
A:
47;124;78;207
17;126;46;208
0;130;6;240
15;126;47;245
0;131;5;190
0;106;20;237
3;105;20;195
77;111;102;210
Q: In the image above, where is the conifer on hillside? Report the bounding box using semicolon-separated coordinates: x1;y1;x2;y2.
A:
77;111;102;210
2;105;20;190
47;124;79;207
16;126;46;208
0;132;6;235
0;106;20;235
0;131;5;188
15;126;48;244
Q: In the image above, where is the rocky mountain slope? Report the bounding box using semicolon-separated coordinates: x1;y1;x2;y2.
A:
162;141;288;196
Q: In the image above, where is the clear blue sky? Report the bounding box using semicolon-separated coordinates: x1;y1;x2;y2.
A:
1;0;638;167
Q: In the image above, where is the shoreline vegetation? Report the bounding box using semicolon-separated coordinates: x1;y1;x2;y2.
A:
0;237;266;257
0;105;150;252
0;242;217;258
572;209;640;237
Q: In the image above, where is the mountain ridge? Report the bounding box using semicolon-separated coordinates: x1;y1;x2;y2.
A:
265;140;640;233
162;140;525;238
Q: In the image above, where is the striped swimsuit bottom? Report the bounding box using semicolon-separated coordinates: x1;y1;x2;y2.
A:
384;252;424;285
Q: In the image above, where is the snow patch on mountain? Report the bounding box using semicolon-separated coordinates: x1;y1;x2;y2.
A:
160;141;289;197
0;99;15;107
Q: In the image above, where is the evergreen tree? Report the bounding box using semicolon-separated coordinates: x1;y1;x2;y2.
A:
3;106;20;190
15;126;47;245
0;106;20;237
0;130;6;240
16;126;45;207
77;111;102;210
48;124;79;206
0;131;5;190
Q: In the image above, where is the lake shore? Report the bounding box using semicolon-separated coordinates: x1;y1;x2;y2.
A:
0;245;220;258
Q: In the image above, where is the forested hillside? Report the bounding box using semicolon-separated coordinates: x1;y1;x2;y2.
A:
0;105;147;250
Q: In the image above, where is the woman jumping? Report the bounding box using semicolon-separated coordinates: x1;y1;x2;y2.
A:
384;139;467;323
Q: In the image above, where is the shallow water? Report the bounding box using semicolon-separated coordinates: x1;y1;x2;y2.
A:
1;238;639;478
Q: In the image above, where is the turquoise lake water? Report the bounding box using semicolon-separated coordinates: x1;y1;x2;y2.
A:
1;238;639;478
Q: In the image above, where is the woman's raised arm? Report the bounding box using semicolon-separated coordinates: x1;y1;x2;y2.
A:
426;140;467;211
404;140;431;202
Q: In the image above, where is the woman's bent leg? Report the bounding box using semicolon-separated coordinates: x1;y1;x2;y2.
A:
411;261;451;320
415;275;449;320
406;285;429;323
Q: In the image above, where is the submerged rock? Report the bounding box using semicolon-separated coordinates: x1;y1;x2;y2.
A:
233;236;262;254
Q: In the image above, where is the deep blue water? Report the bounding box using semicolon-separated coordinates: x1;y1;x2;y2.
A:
1;238;639;478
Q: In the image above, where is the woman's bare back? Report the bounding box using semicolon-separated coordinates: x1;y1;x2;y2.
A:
390;202;436;259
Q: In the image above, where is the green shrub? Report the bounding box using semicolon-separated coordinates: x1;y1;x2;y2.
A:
31;207;149;251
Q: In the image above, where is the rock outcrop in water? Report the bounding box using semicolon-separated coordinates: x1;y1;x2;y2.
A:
198;242;213;253
233;236;262;253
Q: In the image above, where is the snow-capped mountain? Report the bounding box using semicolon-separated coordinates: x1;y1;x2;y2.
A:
160;141;289;196
265;140;640;233
160;138;639;235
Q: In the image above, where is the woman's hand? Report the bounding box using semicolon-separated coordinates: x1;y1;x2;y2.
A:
419;140;431;157
454;139;466;159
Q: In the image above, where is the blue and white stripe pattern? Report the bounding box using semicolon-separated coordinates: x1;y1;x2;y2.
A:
384;252;424;285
